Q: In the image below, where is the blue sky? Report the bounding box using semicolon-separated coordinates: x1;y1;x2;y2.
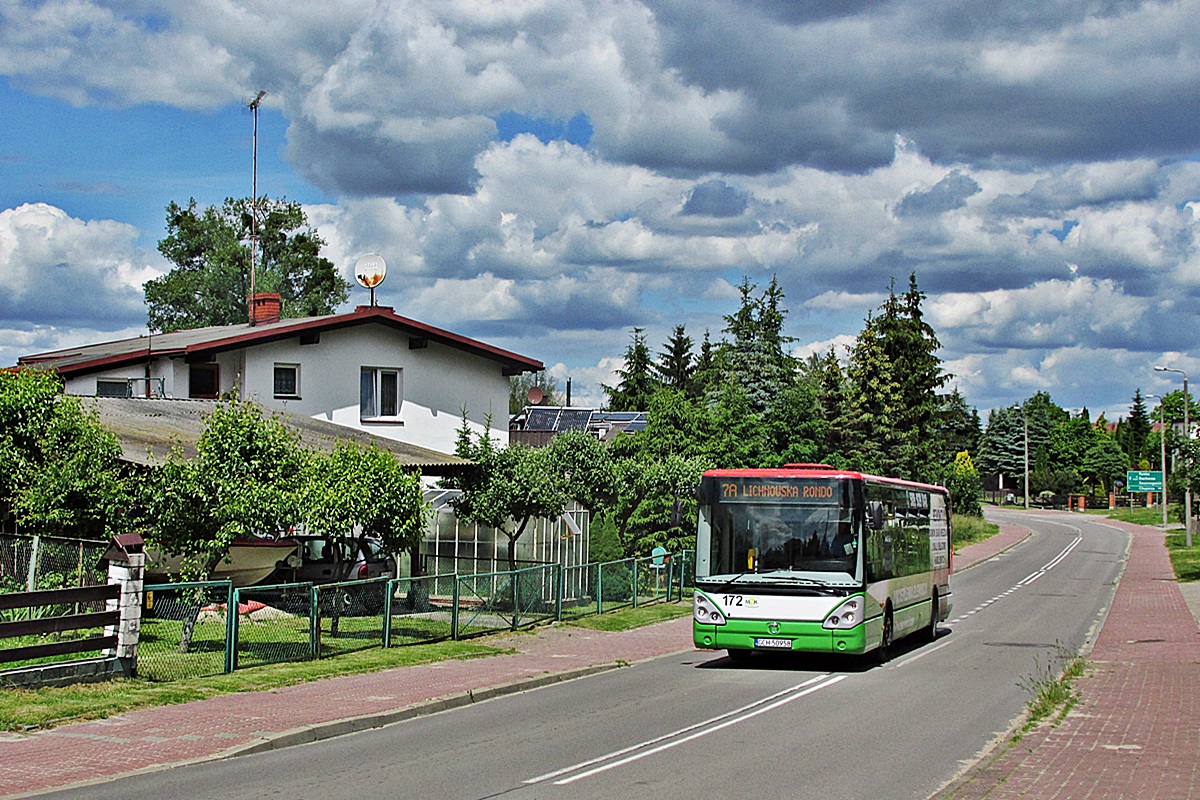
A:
0;81;322;238
2;0;1200;419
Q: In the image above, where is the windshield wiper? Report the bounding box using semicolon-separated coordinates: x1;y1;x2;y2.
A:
710;571;754;593
756;570;854;592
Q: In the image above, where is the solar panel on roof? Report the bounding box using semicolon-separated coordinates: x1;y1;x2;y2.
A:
524;408;560;431
557;409;593;430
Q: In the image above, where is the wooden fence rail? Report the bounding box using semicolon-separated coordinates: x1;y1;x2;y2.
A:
0;584;120;665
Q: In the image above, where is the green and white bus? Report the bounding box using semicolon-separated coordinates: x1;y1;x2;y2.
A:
692;463;952;661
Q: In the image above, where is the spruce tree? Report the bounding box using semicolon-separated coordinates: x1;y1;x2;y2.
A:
718;275;797;414
1122;389;1152;467
655;325;695;393
603;328;659;411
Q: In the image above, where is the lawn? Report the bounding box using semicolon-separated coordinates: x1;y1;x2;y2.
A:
1166;533;1200;582
1101;505;1174;527
953;514;999;548
0;600;689;733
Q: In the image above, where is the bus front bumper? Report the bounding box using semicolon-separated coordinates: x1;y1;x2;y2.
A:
694;617;875;655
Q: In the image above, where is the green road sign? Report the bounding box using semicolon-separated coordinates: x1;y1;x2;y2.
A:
1127;471;1163;492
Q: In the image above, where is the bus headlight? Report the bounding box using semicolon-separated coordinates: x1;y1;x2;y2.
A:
694;594;726;626
823;597;862;630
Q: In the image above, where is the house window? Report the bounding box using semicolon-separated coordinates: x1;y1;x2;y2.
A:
360;367;401;420
96;380;130;398
274;364;300;398
189;363;220;399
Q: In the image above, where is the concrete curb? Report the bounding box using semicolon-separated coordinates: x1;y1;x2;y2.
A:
220;661;626;759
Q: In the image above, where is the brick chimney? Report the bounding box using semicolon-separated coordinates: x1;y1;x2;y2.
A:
250;292;282;325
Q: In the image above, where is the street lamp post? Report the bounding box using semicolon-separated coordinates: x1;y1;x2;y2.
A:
1147;393;1168;529
1156;366;1191;546
1023;405;1030;510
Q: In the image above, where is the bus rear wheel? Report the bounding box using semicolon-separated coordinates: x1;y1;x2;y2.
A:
925;592;939;642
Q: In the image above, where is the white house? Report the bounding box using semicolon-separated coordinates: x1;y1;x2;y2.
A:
18;293;542;455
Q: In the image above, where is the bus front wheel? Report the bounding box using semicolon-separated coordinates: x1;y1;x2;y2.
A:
876;609;894;663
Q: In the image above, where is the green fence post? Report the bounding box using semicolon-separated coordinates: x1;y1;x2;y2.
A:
632;558;639;609
229;586;241;673
555;563;564;621
511;568;519;630
596;565;603;615
310;585;320;660
225;582;236;673
383;578;394;648
452;576;461;640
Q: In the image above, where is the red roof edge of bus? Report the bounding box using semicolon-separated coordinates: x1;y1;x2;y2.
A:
703;466;949;495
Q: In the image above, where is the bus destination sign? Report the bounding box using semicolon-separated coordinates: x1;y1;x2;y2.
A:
718;478;837;504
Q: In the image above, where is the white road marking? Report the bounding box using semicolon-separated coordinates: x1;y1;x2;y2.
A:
524;674;846;786
893;637;956;668
949;530;1083;624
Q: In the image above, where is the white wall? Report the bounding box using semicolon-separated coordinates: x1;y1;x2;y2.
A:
62;321;519;455
238;323;511;453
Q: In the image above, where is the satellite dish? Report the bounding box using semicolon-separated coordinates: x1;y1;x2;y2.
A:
527;386;545;405
354;253;387;306
355;253;387;289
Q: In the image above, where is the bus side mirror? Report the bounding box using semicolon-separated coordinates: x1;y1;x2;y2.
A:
868;501;885;531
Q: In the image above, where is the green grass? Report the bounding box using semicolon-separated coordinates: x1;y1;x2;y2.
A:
0;600;688;733
1166;533;1200;582
1101;505;1174;526
952;514;999;548
1013;646;1086;742
0;638;511;732
565;601;692;632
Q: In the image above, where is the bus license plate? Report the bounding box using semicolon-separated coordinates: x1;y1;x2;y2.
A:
754;638;792;649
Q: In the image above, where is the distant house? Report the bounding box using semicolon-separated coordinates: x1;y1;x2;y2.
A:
509;405;647;447
19;294;543;456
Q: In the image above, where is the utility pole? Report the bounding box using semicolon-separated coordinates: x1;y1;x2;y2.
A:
1023;404;1030;509
248;90;267;326
1147;394;1168;529
1156;366;1192;545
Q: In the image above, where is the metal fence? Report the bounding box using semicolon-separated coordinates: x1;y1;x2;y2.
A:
130;551;692;682
232;582;316;671
451;564;559;639
315;577;389;659
138;581;234;681
0;534;108;596
386;573;457;647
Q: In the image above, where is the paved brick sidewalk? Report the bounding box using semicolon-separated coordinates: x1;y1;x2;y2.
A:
0;617;695;798
940;517;1200;799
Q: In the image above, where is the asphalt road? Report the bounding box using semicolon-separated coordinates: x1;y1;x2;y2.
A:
38;511;1128;800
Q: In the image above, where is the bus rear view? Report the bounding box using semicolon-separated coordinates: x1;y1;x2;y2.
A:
692;464;952;661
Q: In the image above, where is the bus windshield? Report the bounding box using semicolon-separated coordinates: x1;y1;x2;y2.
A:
696;477;860;587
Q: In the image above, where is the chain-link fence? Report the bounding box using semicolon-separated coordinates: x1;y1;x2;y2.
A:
677;550;695;592
315;577;388;658
139;581;234;681
5;548;691;681
452;564;558;639
386;573;456;646
0;534;107;596
231;583;316;670
596;558;637;612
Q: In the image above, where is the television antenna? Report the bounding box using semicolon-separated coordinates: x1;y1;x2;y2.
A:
248;90;267;326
